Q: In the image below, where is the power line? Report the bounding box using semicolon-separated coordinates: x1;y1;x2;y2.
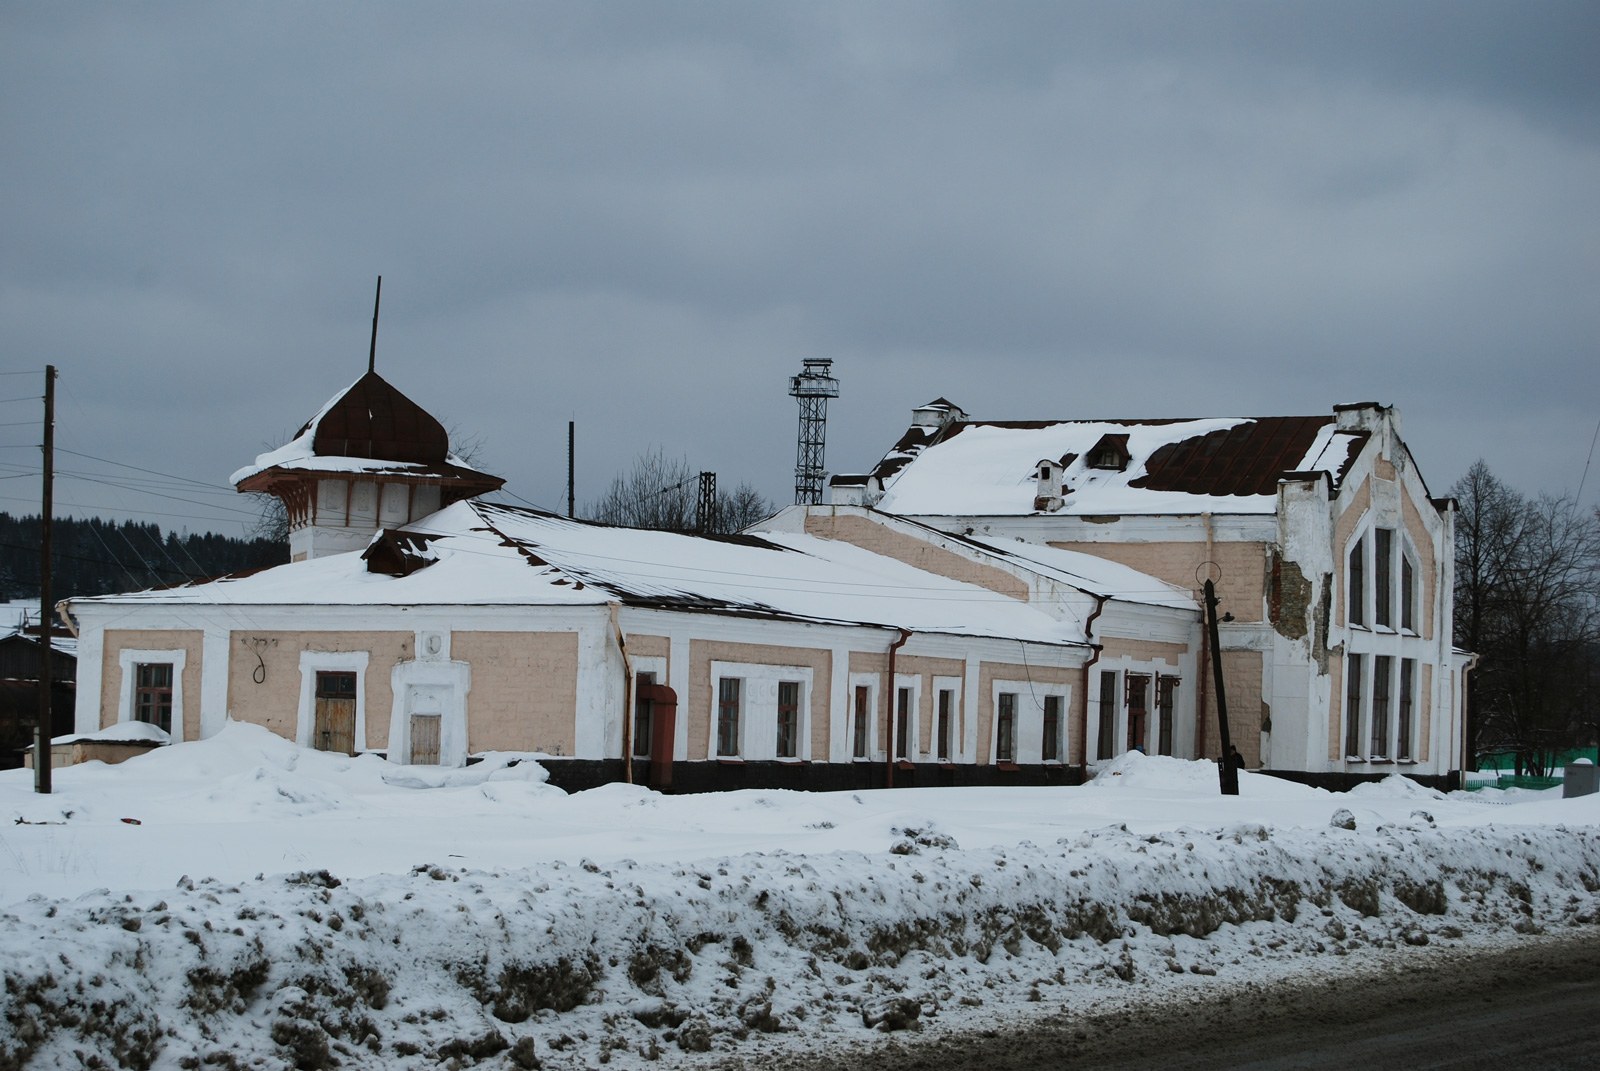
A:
55;448;234;492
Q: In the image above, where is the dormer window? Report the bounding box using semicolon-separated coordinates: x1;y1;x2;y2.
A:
1087;434;1131;471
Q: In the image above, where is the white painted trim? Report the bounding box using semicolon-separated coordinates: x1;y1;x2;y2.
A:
630;655;668;760
200;628;230;739
846;672;882;762
931;675;963;763
296;650;369;752
988;678;1071;765
389;657;471;766
710;660;815;762
117;648;186;737
891;673;921;761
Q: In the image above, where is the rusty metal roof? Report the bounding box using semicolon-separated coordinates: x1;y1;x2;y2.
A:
306;371;448;464
1131;416;1357;496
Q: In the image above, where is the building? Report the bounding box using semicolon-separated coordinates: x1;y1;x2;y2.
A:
63;373;1198;791
0;607;75;769
61;370;1465;790
830;399;1469;787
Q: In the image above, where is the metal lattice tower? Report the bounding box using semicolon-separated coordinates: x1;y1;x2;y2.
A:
789;358;839;505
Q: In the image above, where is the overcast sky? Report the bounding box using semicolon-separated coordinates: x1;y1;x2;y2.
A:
3;1;1596;539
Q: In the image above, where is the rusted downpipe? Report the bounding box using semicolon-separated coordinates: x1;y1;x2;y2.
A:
884;628;911;788
1077;593;1109;779
1195;513;1215;756
609;603;634;785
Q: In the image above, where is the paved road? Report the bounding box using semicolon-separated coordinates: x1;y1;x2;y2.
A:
758;931;1600;1071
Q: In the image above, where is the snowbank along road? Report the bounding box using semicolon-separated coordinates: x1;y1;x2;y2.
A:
3;724;1597;1069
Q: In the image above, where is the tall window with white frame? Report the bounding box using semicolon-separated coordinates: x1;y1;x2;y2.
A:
135;662;174;734
894;687;912;761
1156;676;1178;756
1348;535;1366;627
1371;655;1392;758
936;688;954;762
1397;659;1415;762
1097;670;1116;760
852;685;871;760
1344;654;1364;758
776;681;800;759
1042;694;1062;762
1126;674;1150;752
1400;551;1417;633
996;692;1017;764
633;672;655;759
716;678;741;758
1374;528;1394;629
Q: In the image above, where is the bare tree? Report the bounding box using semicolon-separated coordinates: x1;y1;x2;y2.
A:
586;448;699;532
719;482;776;532
1452;461;1600;774
585;449;775;534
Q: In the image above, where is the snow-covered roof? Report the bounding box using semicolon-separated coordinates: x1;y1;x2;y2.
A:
68;501;1092;647
961;535;1198;611
2;603;78;657
230;371;502;491
868;415;1368;517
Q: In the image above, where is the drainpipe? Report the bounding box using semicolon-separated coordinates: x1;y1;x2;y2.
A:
884;628;911;788
1195;513;1215;755
609;603;634;785
1078;593;1109;780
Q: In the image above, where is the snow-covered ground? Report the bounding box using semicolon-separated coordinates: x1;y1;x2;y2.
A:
4;724;1598;1069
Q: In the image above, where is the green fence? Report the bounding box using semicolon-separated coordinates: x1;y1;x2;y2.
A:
1466;774;1564;792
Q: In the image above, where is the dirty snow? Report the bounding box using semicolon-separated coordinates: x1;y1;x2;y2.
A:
3;723;1598;1069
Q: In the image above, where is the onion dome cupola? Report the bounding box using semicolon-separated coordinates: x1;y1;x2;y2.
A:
232;370;504;561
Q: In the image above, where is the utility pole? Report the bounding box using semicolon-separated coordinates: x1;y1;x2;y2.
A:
35;365;55;795
1204;578;1238;795
696;472;717;533
567;421;575;519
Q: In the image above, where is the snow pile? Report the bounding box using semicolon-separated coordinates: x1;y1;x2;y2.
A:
52;720;171;746
3;736;1599;1069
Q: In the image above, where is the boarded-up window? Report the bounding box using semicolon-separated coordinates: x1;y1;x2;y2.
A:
313;670;357;756
410;714;441;765
135;663;173;735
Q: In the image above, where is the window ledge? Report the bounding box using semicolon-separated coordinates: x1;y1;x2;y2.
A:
1369;756;1393;764
938;761;958;770
996;762;1020;772
1396;759;1417;766
716;757;745;765
776;758;808;766
895;759;916;770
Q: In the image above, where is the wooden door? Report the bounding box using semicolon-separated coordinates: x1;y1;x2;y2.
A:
410;714;441;765
313;671;357;755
